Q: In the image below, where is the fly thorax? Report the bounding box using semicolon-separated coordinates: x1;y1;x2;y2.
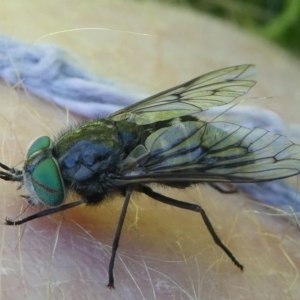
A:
56;140;119;185
23;136;66;207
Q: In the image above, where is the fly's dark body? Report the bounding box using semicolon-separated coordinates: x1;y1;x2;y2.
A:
2;64;300;288
54;119;143;201
54;117;196;203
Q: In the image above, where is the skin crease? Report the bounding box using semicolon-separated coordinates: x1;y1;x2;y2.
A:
0;1;300;299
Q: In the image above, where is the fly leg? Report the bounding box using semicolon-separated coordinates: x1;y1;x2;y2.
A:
0;162;23;182
107;187;132;289
138;185;243;271
5;199;86;225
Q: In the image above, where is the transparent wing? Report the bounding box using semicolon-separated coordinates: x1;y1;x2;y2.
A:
110;64;256;125
113;121;300;184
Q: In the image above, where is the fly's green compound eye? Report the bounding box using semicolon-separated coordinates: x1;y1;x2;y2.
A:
31;157;66;206
27;136;52;159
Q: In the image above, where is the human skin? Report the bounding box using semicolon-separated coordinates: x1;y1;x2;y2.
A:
0;1;300;299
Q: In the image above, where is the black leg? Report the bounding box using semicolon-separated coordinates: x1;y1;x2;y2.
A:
0;163;22;181
5;199;86;225
139;185;243;271
0;171;22;182
0;162;21;174
107;187;132;289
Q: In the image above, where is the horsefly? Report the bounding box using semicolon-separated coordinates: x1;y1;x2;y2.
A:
1;64;300;288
